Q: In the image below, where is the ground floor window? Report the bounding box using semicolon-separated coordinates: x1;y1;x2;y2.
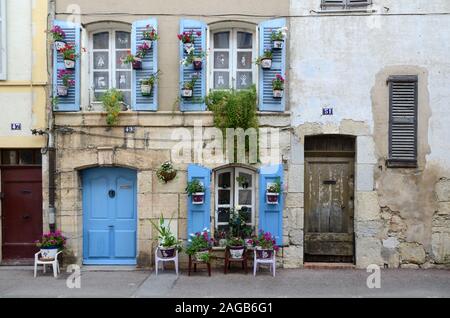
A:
215;167;256;234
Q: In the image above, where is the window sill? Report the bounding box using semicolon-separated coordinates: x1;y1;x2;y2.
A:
386;159;418;169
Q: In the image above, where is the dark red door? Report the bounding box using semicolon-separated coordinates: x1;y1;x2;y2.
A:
1;167;42;262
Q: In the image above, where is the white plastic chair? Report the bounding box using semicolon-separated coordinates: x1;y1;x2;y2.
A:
34;251;62;278
253;250;276;277
155;247;179;276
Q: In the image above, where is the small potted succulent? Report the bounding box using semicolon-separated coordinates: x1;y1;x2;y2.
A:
60;43;79;69
253;230;279;260
255;49;273;69
186;179;206;204
272;74;285;99
35;231;67;260
186;229;214;263
156;161;177;183
140;70;161;96
178;30;201;53
227;237;245;259
266;179;281;204
141;24;159;49
57;69;75;97
49;25;66;51
181;74;199;98
150;214;182;258
271;27;288;50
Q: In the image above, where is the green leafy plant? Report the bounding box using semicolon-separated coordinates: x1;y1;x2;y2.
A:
181;49;207;67
255;49;273;65
267;179;282;194
140;70;161;86
271;27;288;41
227;237;244;247
150;214;182;250
185;179;205;196
186;229;215;261
35;231;67;250
101;89;124;126
272;74;285;91
182;74;199;90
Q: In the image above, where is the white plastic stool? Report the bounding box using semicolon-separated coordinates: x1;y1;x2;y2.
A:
34;251;62;278
155;247;179;276
253;250;276;277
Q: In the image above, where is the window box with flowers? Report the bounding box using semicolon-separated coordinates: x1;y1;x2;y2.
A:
271;27;288;50
255;49;273;70
253;230;279;260
60;44;79;69
178;30;201;53
140;70;161;96
57;69;75;97
49;25;66;51
141;24;159;49
266;179;282;204
35;231;67;260
186;179;206;205
272;74;285;99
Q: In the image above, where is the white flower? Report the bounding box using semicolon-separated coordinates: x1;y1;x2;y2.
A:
189;233;195;237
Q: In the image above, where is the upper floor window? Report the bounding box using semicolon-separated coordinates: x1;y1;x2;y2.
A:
0;0;6;80
90;30;132;104
321;0;372;9
210;29;256;90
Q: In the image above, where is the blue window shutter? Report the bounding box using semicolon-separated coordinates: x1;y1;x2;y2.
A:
179;19;207;112
132;19;158;111
52;20;81;112
187;164;211;237
258;18;286;112
259;164;284;245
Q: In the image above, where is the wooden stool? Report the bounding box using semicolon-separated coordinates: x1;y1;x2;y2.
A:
188;254;211;276
224;247;248;274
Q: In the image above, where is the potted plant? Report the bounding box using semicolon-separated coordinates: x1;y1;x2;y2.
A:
272;74;285;99
236;175;249;189
35;231;67;260
141;24;159;48
271;27;288;49
178;30;201;53
255;49;273;69
186;229;214;263
266;179;282;204
227;237;245;259
57;69;75;97
140;70;161;96
150;214;182;258
60;43;79;69
156;161;177;183
180;48;207;70
242;226;255;248
186;179;206;204
253;230;279;260
101;89;124;126
181;74;199;98
122;43;150;70
214;230;228;248
49;25;66;51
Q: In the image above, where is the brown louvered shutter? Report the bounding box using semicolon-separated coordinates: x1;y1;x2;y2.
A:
321;0;371;8
387;75;418;168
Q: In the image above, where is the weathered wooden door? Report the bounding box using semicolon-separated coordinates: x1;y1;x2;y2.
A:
1;167;43;263
305;157;355;263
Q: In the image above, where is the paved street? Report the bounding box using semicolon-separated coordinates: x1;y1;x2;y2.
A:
0;267;449;298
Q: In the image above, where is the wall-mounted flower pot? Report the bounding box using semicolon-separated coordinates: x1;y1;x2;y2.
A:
54;40;67;51
260;58;272;69
229;246;245;259
184;42;194;53
57;85;69;97
266;192;279;204
181;89;193;98
64;59;75;69
272;40;284;50
256;248;274;260
192;192;205;205
40;247;58;260
159;246;176;258
142;39;153;49
132;58;143;70
140;83;153;96
193;58;203;70
273;89;284;99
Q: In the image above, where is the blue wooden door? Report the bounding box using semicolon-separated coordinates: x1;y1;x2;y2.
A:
82;168;137;265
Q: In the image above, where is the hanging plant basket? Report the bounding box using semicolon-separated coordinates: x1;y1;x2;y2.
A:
181;88;193;98
57;85;69;97
273;89;284;99
184;42;194;53
193;58;203;70
140;83;153;96
132;58;143;70
54;40;67;51
272;40;284;50
256;248;274;260
142;39;153;49
192;192;205;205
260;57;273;69
64;59;75;69
266;192;279;205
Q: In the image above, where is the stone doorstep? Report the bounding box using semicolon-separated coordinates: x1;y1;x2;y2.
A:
303;262;356;270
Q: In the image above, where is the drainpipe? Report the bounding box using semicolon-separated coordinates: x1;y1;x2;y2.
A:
48;0;56;232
